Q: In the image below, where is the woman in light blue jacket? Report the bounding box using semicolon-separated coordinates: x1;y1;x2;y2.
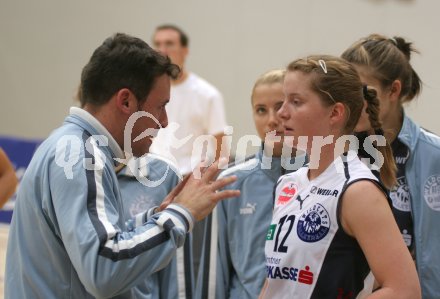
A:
343;34;440;299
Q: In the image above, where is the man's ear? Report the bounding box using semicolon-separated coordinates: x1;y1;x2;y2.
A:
115;88;136;114
389;80;402;103
182;46;189;59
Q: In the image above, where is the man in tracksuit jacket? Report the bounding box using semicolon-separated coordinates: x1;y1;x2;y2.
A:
5;33;238;299
118;155;195;299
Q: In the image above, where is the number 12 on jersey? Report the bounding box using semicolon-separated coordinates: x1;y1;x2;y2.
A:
266;215;296;253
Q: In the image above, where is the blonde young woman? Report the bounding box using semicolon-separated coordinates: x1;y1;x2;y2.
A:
196;70;305;299
260;56;420;299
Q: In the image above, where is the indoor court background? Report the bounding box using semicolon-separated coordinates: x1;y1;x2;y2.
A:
1;0;439;297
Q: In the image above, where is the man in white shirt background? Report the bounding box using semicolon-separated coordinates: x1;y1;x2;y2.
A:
151;24;228;175
150;24;229;297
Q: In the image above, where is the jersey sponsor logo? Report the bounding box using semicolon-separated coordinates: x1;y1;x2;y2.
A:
424;174;440;211
266;256;281;265
297;203;330;242
266;224;277;240
266;264;314;285
277;183;298;205
296;194;309;210
390;176;411;212
310;185;339;197
298;266;313;285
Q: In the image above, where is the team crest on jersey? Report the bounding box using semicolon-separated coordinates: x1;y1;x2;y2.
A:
297;203;330;242
390;176;411;212
277;183;298;205
424;174;440;211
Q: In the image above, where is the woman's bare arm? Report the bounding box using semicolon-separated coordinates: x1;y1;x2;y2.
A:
341;180;421;299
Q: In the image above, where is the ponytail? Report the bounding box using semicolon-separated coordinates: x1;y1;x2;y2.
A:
392;36;422;102
342;34;422;104
362;86;397;189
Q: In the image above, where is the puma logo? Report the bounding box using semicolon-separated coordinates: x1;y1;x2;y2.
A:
296;194;310;209
240;202;257;215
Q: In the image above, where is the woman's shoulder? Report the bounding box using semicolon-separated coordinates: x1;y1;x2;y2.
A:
218;156;261;182
278;164;308;182
401;115;440;152
417;127;440;151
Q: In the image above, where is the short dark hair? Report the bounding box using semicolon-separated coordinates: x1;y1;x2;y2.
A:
155;24;189;47
79;33;180;106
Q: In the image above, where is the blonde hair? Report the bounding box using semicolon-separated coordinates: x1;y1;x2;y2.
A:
251;69;286;102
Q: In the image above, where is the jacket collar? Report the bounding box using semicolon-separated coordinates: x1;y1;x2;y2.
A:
118;156;150;178
65;107;125;166
256;144;305;181
398;112;420;153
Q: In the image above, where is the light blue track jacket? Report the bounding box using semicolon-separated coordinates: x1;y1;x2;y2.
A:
5;108;194;299
118;155;181;299
399;114;440;299
196;147;306;299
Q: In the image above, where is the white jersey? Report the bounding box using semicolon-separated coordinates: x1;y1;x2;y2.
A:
264;151;381;299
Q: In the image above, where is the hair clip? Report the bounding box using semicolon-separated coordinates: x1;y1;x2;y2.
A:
389;37;398;46
318;59;327;74
363;85;368;96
